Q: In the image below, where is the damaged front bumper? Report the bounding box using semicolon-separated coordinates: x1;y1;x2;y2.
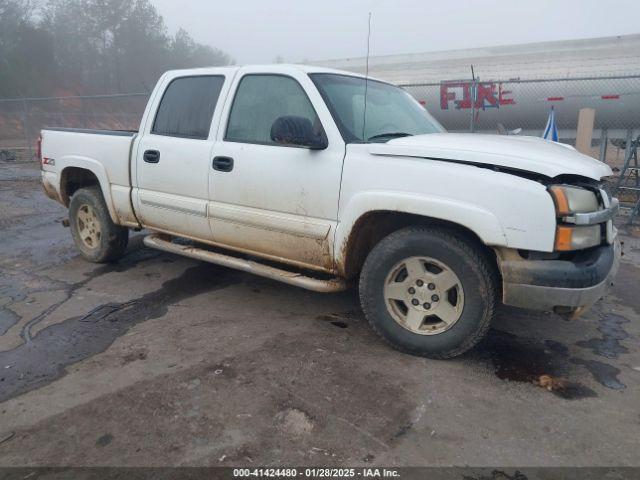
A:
498;239;621;315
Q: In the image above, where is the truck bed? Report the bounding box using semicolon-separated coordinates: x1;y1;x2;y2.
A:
40;127;139;226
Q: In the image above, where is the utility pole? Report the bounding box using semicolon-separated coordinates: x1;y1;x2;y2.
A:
21;98;32;160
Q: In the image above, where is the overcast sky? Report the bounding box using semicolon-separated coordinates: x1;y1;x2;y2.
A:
150;0;640;64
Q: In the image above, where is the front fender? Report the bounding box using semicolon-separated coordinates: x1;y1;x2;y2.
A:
334;191;508;270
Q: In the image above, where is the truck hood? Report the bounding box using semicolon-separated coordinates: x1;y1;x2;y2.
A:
368;133;612;181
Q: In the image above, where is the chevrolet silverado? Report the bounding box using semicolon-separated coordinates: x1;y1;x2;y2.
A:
39;64;620;358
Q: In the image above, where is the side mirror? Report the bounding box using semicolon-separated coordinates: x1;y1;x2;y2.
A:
270;116;328;150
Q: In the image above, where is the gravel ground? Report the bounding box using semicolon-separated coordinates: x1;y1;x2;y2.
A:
0;161;639;467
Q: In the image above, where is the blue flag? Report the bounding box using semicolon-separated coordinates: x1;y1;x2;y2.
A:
542;107;559;141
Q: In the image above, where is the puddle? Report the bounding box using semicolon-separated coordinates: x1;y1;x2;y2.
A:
91;244;161;274
330;321;348;328
475;328;628;395
570;358;626;390
317;314;349;328
576;313;630;359
317;310;361;329
475;330;597;400
543;339;569;356
480;330;562;381
535;374;598;400
95;433;113;447
0;308;20;336
0;241;162;345
0;263;240;402
18;244;164;343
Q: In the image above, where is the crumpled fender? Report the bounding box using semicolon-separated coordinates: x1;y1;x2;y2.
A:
334;191;507;273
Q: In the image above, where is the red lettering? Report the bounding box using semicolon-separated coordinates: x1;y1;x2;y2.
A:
458;83;472;109
440;84;456;110
476;83;498;109
499;85;515;105
440;80;516;110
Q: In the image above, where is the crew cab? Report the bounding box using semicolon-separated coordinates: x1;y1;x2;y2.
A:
39;64;620;358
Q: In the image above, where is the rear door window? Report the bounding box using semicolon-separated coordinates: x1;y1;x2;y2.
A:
152;76;225;139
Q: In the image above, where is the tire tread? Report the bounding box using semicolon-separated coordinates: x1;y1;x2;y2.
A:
69;186;128;263
359;225;498;359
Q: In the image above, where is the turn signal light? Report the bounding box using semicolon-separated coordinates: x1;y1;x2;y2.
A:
549;186;571;215
554;225;601;251
555;226;573;251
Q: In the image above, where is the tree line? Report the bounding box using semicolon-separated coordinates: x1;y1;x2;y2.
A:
0;0;233;98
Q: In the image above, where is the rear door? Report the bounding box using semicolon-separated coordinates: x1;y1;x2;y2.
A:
133;72;231;240
207;66;346;272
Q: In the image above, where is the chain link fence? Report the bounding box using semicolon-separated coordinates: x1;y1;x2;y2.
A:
1;75;639;166
0;93;149;162
400;75;640;167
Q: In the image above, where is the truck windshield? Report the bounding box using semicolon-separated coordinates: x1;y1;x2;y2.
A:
310;73;445;143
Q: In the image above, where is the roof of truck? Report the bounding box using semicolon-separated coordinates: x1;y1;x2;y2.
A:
162;64;387;83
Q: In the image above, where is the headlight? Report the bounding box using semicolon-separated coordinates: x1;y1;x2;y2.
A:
548;185;599;215
548;185;601;251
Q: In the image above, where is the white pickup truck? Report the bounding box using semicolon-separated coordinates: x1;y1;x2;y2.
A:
40;64;620;358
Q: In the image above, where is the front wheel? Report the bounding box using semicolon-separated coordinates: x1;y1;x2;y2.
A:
359;226;498;359
69;186;129;263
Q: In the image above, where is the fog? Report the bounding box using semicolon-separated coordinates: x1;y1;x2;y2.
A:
151;0;640;63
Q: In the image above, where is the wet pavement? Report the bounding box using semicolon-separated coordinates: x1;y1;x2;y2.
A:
0;160;639;466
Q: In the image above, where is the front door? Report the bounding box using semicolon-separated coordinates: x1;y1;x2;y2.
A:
208;68;345;272
134;74;227;240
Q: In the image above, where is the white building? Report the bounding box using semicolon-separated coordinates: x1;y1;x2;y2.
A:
315;35;640;141
314;34;640;84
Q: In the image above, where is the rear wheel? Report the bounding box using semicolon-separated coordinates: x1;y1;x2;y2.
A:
69;186;128;263
359;226;497;358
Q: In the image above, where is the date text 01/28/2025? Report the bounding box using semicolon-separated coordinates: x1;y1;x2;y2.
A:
233;468;401;478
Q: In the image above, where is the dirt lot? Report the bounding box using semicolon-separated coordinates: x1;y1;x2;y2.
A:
0;160;639;467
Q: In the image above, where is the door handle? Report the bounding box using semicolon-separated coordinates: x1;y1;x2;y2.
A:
212;156;234;172
143;150;160;163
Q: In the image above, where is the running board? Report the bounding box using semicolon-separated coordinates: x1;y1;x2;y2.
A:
143;234;347;293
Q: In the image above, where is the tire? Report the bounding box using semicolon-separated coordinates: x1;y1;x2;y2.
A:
359;226;498;359
69;186;129;263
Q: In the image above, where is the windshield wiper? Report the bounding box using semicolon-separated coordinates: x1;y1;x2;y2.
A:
367;132;413;141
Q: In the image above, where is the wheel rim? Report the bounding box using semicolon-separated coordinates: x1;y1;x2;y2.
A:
383;256;465;335
76;204;101;250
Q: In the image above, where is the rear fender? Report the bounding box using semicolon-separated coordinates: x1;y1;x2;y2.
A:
59;156;119;224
